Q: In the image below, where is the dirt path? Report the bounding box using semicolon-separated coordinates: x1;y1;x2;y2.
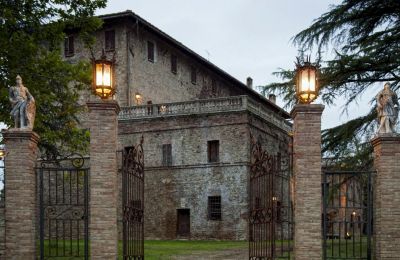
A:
172;248;248;260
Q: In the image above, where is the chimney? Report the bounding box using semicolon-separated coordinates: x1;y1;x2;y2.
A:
246;77;253;89
268;94;276;104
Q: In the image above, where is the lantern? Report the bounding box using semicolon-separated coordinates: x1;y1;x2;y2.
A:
295;57;319;104
92;52;115;99
0;147;5;160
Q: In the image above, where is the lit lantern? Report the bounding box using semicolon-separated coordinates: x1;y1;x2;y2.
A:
92;52;115;99
0;147;5;160
295;57;319;104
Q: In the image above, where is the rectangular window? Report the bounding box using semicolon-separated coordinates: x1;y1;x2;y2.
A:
191;66;196;84
105;30;115;51
147;41;155;62
171;54;177;74
211;79;217;95
64;35;74;57
208;196;221;220
207;140;219;163
162;144;172;166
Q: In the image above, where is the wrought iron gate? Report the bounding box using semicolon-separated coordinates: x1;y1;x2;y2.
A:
122;137;144;259
322;171;373;260
38;156;89;259
249;136;293;259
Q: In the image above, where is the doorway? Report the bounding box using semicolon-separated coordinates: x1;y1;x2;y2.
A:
177;209;190;237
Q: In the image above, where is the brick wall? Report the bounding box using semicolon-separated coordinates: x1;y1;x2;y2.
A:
291;104;324;260
371;135;400;259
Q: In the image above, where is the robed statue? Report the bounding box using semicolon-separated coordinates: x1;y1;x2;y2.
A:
9;75;36;129
376;82;399;134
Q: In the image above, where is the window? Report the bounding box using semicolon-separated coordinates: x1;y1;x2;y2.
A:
64;35;74;57
171;54;177;74
208;196;221;220
147;41;155;62
211;79;217;96
105;30;115;51
191;66;196;84
255;197;261;209
276;201;282;222
162;144;172;166
207;140;219;163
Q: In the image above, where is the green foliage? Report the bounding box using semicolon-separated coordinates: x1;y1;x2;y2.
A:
0;0;106;158
261;0;400;164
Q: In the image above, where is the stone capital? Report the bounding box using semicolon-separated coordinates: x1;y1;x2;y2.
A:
2;129;40;145
87;100;120;115
290;104;325;119
371;133;400;148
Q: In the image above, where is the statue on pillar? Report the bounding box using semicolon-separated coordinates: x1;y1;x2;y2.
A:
9;75;36;129
376;82;399;134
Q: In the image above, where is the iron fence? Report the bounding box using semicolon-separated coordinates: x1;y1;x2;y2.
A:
37;156;89;260
322;170;373;260
249;136;293;259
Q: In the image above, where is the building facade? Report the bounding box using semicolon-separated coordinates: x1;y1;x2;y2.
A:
0;10;292;247
65;10;292;240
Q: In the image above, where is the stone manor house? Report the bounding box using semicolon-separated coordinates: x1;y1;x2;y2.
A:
67;10;292;240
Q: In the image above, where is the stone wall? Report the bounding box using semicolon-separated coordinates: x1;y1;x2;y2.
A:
67;15;253;108
117;103;290;240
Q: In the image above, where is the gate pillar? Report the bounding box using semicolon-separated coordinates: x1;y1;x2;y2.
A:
87;100;120;259
2;129;39;259
290;104;324;260
371;135;400;259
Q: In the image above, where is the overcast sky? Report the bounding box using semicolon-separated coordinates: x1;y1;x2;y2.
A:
95;1;376;130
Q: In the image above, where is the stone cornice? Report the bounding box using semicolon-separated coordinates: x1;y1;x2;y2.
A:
87;100;120;114
1;129;40;144
371;133;400;147
290;104;325;118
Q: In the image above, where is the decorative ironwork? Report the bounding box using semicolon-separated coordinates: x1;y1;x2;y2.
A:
122;136;144;259
249;135;293;259
37;155;89;259
322;171;373;260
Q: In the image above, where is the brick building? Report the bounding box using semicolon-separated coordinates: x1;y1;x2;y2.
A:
69;10;292;240
0;10;292;244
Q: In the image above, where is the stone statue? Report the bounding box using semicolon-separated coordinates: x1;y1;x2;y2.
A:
9;75;36;129
376;82;399;134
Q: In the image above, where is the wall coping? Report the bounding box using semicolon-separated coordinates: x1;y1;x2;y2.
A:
1;129;40;145
118;95;292;132
87;100;120;114
371;133;400;147
290;104;325;118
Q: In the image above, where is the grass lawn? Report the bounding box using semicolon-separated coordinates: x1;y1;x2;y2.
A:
40;238;369;259
139;240;247;260
41;239;248;259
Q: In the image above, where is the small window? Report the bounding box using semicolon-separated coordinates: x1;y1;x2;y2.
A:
64;35;74;57
171;54;177;74
207;140;219;163
162;144;172;166
208;196;221;220
211;79;217;95
191;66;196;84
276;201;282;222
105;30;115;51
147;41;155;62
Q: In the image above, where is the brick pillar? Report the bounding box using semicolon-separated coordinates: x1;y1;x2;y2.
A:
2;129;39;259
371;135;400;259
87;100;120;259
290;104;324;260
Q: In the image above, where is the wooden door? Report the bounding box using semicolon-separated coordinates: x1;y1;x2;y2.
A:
177;209;190;237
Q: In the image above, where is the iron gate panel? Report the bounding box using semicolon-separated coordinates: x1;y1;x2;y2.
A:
249;136;293;260
122;137;144;260
38;156;89;259
322;171;373;260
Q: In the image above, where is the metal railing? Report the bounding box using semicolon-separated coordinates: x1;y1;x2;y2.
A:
119;95;292;132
